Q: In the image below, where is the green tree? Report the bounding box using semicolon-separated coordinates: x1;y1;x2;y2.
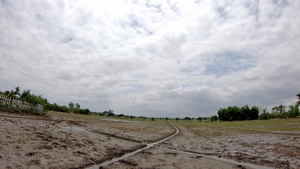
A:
218;105;259;121
107;109;114;117
197;117;203;122
250;106;259;120
258;108;271;120
289;105;299;118
14;87;20;98
68;102;75;109
184;117;191;120
218;108;226;121
241;105;250;120
79;108;91;115
272;105;286;118
19;89;49;110
210;115;218;122
295;92;300;115
75;103;80;110
3;90;10;97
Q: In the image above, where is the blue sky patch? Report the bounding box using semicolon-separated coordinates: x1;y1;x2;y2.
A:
205;50;253;77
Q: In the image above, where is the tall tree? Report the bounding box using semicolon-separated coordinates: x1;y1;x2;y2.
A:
296;92;300;108
250;106;259;120
68;102;75;109
75;103;80;110
10;90;14;98
14;87;20;97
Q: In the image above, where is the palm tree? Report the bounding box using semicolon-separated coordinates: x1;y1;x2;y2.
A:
10;90;15;99
14;87;20;97
4;90;10;96
20;90;31;101
296;92;300;108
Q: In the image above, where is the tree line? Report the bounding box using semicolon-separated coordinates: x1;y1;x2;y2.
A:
0;87;151;118
258;104;299;120
258;93;299;120
214;92;300;121
1;87;299;121
195;103;299;122
0;87;113;116
190;92;300;122
218;105;259;121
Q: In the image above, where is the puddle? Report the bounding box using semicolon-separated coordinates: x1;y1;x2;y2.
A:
86;123;179;169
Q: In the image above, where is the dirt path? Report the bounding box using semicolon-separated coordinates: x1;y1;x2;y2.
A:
157;147;272;169
86;123;179;169
159;124;299;169
94;123;276;169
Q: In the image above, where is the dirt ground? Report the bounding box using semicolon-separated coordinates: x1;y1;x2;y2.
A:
0;111;299;169
105;147;254;169
0;111;172;169
160;125;300;169
102;123;299;169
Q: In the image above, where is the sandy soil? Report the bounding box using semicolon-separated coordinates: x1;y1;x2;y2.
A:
105;147;253;169
0;111;299;169
102;123;299;169
0;111;172;169
159;124;300;169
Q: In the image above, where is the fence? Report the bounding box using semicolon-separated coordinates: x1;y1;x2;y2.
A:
0;95;43;112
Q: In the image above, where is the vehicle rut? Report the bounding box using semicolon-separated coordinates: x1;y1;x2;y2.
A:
86;123;179;169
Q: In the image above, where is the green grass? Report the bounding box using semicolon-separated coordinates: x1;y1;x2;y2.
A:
173;118;300;132
47;111;170;126
0;104;46;116
47;111;300;132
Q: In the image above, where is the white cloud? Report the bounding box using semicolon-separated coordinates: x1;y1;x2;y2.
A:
0;0;299;117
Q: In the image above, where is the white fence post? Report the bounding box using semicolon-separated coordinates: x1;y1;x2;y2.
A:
0;94;43;112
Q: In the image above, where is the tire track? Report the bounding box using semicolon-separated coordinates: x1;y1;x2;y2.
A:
86;123;179;169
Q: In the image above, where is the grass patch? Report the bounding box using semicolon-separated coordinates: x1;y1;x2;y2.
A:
47;111;173;137
174;118;300;132
0;104;46;116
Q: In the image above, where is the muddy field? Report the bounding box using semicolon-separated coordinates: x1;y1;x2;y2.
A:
0;111;299;169
161;125;299;169
0;111;172;169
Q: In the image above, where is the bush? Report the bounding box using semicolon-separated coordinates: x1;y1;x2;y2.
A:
0;103;46;116
210;115;218;122
218;105;259;121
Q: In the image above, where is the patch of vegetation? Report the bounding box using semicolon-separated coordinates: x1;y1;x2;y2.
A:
258;93;300;120
0;87;116;116
0;87;47;115
176;118;300;132
0;102;46;116
218;105;259;121
258;105;299;120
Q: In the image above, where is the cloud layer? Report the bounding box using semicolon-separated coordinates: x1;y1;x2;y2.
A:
1;0;299;117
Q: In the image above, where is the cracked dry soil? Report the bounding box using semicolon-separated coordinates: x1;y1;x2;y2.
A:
0;111;299;169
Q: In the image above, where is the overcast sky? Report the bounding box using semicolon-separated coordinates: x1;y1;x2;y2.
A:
0;0;299;117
